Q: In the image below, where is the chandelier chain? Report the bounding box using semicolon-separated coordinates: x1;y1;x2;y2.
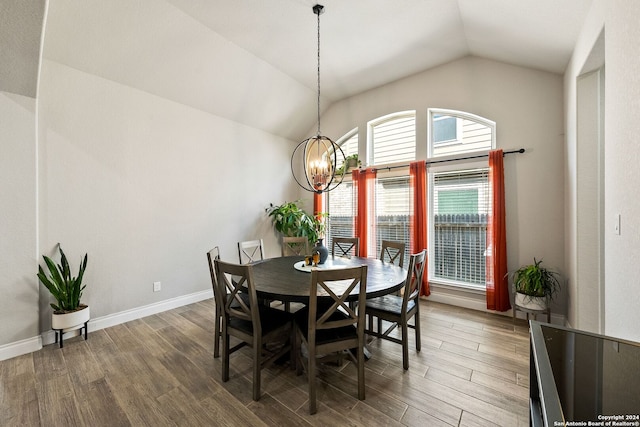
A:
316;8;321;135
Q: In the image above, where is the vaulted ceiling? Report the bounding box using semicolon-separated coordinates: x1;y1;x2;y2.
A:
2;0;592;140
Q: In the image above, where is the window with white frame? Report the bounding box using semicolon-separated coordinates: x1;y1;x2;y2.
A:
428;109;495;289
332;128;358;174
326;130;358;249
327;113;416;260
429;110;493;158
372;173;411;263
368;111;416;166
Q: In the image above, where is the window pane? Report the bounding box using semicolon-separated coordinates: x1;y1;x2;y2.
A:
340;133;358;157
432;169;489;286
326;181;355;248
433;115;457;143
333;131;358;175
374;175;411;264
430;111;493;158
371;113;416;165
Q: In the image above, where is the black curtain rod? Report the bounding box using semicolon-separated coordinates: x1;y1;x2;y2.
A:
372;148;525;172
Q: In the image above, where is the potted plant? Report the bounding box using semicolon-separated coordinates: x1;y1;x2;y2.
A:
37;244;89;345
266;200;321;245
335;154;361;175
510;258;560;311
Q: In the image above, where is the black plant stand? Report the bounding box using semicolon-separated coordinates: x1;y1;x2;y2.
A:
53;321;89;348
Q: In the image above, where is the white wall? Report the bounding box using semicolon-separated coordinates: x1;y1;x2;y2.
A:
37;59;297;324
319;56;566;315
566;0;640;342
0;92;38;347
0;1;303;356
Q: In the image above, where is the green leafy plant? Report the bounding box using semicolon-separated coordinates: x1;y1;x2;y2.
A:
335;154;361;175
37;245;88;313
510;258;560;301
266;201;326;244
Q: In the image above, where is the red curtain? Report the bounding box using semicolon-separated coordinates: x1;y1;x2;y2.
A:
410;161;430;296
486;149;510;311
353;168;376;257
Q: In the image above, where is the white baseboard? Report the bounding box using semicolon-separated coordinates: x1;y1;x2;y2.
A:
0;335;43;361
1;289;214;359
425;290;567;325
425;289;487;312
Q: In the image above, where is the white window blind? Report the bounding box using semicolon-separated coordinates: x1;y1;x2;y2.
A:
326;181;355;249
432;169;489;286
370;113;416;165
373;175;411;263
334;131;358;172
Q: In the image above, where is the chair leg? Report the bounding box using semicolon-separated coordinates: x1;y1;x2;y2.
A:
357;341;365;400
214;305;221;358
402;320;409;370
253;338;262;401
295;329;303;376
221;326;230;382
414;309;421;352
290;323;296;370
308;344;317;414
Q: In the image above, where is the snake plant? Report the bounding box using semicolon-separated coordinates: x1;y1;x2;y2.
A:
37;245;88;313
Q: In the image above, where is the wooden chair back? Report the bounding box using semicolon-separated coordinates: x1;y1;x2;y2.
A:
206;246;221;295
215;260;260;329
308;265;368;343
282;236;310;256
379;240;406;268
207;246;223;357
238;239;265;264
331;237;360;258
402;250;427;313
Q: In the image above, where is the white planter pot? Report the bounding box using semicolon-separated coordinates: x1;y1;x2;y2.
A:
515;293;548;311
52;305;90;331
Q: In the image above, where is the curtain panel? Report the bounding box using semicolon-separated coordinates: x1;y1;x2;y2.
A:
353;168;376;257
410;161;430;296
486;149;510;311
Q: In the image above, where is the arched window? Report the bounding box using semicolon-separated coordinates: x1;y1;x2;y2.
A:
428;109;494;158
368;111;416;166
428;109;495;289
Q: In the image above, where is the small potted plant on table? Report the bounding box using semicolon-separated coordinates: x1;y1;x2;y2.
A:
37;244;89;347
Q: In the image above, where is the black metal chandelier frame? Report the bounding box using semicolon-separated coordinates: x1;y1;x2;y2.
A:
291;4;346;194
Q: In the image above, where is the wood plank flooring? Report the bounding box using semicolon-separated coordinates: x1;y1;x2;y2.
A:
0;300;530;426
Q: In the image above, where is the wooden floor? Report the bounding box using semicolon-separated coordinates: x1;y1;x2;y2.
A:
0;299;530;426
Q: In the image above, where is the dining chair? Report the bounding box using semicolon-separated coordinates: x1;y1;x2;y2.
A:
282;236;310;257
206;246;224;358
238;239;265;264
379;240;405;268
331;237;360;258
214;259;294;401
207;246;251;358
365;249;426;370
294;265;368;414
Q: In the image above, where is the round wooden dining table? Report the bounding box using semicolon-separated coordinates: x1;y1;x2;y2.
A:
250;255;407;303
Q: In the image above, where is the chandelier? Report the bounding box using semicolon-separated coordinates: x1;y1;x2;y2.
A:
291;4;345;194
